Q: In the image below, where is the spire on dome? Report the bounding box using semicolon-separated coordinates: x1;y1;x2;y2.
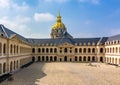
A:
57;10;61;22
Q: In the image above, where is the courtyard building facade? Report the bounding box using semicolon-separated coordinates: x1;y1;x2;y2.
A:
0;12;120;77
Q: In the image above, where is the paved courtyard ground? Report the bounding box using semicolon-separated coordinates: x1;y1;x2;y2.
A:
1;62;120;85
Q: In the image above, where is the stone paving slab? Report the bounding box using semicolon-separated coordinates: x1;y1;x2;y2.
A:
1;62;120;85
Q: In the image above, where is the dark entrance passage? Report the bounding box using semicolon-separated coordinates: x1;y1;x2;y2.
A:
64;56;67;61
100;57;103;62
38;56;40;61
32;57;35;62
60;58;62;62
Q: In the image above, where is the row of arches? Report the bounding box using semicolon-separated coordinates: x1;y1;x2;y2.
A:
10;60;19;72
32;56;103;62
105;47;120;54
0;43;6;56
106;57;120;65
0;62;6;75
32;48;57;53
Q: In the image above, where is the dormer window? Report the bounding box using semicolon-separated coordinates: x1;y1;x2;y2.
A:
84;43;86;46
92;42;95;46
75;43;77;45
79;43;81;46
88;42;90;46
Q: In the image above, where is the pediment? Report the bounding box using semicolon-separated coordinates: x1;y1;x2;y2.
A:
9;34;20;42
58;42;74;47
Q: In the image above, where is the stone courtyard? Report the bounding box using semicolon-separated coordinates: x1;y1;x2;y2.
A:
1;62;120;85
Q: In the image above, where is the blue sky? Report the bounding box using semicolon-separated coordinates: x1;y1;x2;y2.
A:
0;0;120;38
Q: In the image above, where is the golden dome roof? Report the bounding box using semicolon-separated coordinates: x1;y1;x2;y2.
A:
52;11;66;30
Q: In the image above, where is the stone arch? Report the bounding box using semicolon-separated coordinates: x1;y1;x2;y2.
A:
79;56;82;61
16;60;19;68
50;48;53;53
38;48;41;53
46;48;49;53
92;48;95;53
79;48;82;53
42;48;45;53
32;56;35;62
54;48;57;53
38;56;41;61
64;56;67;61
92;56;95;62
0;63;2;74
10;61;13;72
42;56;45;61
54;56;57;61
115;58;117;64
100;57;103;62
88;48;91;53
0;43;2;56
3;43;6;55
75;48;78;53
64;48;67;53
83;48;86;53
50;56;53;61
3;62;6;73
75;56;77;61
100;48;103;53
14;61;16;70
88;56;91;62
32;48;35;53
46;56;49;61
83;56;86;61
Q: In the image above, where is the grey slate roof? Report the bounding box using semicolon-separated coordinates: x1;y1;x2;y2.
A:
0;24;115;46
107;34;120;42
0;24;29;43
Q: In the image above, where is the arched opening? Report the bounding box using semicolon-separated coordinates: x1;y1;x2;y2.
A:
54;56;57;61
54;48;57;53
92;56;95;62
70;58;72;62
16;60;18;68
38;56;40;61
100;57;103;62
32;56;35;62
100;48;103;53
92;48;95;53
38;48;41;53
46;56;49;61
50;48;53;53
0;63;2;74
46;48;49;53
88;56;90;62
79;48;82;53
83;48;86;53
32;48;35;53
42;56;44;61
75;56;77;61
3;44;6;55
79;56;82;61
75;48;78;53
83;56;86;61
64;56;67;61
3;63;6;73
88;48;91;53
64;48;67;53
115;58;117;64
14;61;16;70
0;43;2;56
60;58;62;62
42;48;45;53
10;61;13;72
50;56;53;61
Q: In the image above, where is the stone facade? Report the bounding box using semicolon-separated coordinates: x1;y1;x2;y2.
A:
0;12;120;77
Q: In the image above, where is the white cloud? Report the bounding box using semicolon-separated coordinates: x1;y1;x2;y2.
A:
0;0;10;8
79;0;100;4
0;0;29;11
0;16;31;37
34;13;55;22
45;0;69;3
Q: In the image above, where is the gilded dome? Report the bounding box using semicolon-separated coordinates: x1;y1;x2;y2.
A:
52;11;66;30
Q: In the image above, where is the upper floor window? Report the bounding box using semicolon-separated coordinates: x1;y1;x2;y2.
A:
100;48;103;53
